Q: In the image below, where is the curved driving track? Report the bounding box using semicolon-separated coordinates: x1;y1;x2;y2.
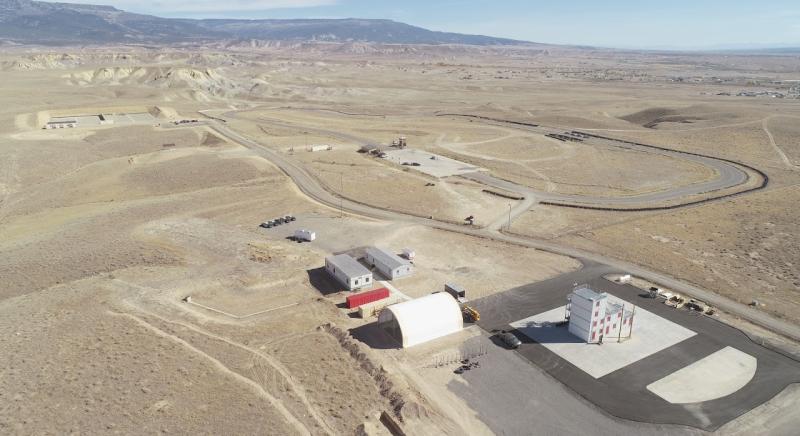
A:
205;117;800;344
435;114;766;211
233;110;763;211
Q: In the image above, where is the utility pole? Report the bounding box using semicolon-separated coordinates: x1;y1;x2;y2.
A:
340;172;344;218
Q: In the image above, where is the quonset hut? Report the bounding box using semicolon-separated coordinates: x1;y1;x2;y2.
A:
377;292;463;348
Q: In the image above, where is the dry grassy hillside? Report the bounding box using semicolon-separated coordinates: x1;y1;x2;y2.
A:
1;45;800;434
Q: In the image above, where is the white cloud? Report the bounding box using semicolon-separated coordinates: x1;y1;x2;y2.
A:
44;0;338;14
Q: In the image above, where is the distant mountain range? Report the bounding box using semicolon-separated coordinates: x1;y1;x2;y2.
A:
0;0;528;46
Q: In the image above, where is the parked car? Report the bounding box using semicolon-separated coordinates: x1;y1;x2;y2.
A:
497;331;521;349
260;221;272;228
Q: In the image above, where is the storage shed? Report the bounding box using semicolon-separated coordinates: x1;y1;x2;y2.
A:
377;292;463;348
325;254;373;291
347;287;389;309
365;247;413;280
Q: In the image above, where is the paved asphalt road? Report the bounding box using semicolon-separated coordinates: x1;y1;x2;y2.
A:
469;262;800;430
205;118;800;345
449;334;707;436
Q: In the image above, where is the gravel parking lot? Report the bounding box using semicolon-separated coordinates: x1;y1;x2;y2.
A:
382;148;485;177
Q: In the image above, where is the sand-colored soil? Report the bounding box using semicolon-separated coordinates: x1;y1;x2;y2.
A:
296;149;510;222
764;115;800;166
559;186;800;321
2;45;800;434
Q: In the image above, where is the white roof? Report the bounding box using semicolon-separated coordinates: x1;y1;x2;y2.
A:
326;254;371;278
366;247;409;270
572;286;606;302
378;292;463;348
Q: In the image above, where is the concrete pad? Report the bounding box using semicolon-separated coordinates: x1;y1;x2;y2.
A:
126;112;156;123
647;346;757;404
510;295;696;378
382;149;484;178
49;112;155;128
51;115;102;126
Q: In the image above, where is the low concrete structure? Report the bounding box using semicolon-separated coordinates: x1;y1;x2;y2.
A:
44;120;76;129
365;247;413;280
325;254;372;291
46;112;155;129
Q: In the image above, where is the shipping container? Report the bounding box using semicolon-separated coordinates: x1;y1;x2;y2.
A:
358;295;404;318
444;282;466;299
346;287;390;309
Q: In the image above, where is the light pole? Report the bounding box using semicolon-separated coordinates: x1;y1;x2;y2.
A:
340;172;344;218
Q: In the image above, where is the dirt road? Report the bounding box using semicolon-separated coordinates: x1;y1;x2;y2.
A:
207;120;800;343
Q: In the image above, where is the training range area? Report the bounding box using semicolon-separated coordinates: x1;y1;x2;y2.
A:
45;112;155;129
510;293;698;378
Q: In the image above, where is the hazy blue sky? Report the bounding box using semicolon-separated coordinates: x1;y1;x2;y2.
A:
49;0;800;49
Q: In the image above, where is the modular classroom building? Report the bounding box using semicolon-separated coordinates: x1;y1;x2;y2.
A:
325;254;373;291
365;247;414;280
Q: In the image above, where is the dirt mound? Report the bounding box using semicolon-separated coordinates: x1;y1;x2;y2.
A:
319;323;427;422
620;107;706;128
201;131;226;146
620;107;677;125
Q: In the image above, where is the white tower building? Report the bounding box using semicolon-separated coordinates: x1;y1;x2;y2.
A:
567;285;634;344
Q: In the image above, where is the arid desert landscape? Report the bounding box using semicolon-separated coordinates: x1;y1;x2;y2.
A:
2;7;800;434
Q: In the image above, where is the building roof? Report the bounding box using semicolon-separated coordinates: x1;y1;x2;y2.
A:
572;286;605;301
606;301;623;316
366;247;410;270
326;254;371;278
378;292;463;348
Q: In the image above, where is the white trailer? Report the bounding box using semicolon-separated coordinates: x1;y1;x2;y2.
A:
308;144;332;152
325;254;372;291
294;229;316;242
365;247;414;280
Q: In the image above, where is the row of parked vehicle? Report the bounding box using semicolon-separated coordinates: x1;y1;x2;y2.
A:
260;215;296;228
